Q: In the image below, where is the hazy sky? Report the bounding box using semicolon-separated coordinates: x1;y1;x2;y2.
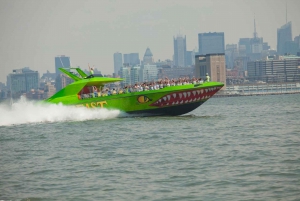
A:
0;0;300;83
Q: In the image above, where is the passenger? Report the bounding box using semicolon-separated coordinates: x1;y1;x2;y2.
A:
89;65;94;75
160;82;163;89
205;73;210;82
93;86;98;97
107;89;111;96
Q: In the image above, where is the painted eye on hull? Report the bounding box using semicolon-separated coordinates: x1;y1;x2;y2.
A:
137;95;150;103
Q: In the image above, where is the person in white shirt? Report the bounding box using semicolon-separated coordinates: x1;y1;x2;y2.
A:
205;73;210;82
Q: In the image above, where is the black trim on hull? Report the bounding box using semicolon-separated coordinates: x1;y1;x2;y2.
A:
126;101;205;116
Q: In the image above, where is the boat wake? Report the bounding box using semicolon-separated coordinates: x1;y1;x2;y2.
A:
0;97;121;127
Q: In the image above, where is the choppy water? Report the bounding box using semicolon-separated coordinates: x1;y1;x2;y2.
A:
0;94;299;201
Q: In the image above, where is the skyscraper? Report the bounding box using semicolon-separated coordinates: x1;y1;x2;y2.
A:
250;18;263;54
239;38;251;56
198;32;225;55
143;47;154;64
113;52;123;75
277;22;292;55
123;53;140;66
173;34;187;67
119;67;131;86
55;55;71;76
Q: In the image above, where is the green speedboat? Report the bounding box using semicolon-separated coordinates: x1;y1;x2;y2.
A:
45;68;224;116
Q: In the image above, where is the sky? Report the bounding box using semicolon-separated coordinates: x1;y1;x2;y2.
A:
0;0;300;83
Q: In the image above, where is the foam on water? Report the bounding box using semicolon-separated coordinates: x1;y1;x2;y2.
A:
0;96;121;126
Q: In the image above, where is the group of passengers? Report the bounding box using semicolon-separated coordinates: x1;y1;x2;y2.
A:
123;77;204;93
79;76;206;99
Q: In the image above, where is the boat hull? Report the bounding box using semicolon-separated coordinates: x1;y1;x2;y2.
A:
127;101;204;116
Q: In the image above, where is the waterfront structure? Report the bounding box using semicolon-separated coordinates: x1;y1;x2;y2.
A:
277;22;292;55
124;53;140;66
140;64;158;82
7;67;39;96
143;47;154;64
195;54;226;89
247;55;300;82
225;82;300;96
173;34;187;67
198;32;225;55
113;52;123;76
55;55;71;77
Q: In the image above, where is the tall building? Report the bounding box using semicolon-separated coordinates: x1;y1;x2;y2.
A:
239;38;251;56
55;74;73;91
119;67;131;86
295;35;300;50
130;66;140;84
250;18;264;54
143;47;154;64
194;54;226;89
186;51;195;67
113;52;123;75
55;55;71;76
225;44;239;69
198;32;225;55
123;53;140;66
7;67;39;96
173;34;187;67
277;22;292;55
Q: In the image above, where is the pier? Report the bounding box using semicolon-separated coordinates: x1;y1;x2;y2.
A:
214;82;300;97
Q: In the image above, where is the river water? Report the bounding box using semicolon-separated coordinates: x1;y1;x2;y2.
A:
0;94;299;201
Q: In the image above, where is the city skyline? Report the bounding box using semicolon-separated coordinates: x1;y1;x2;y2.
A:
1;0;300;83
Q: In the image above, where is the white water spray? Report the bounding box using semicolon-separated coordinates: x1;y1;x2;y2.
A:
0;97;121;126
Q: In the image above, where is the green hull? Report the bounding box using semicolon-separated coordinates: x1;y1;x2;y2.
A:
45;82;224;116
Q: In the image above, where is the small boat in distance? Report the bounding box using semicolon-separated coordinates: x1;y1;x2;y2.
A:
44;68;224;116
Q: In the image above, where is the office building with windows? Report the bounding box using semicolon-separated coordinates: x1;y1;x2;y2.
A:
113;52;123;76
55;55;71;76
7;67;39;96
195;54;226;89
119;67;131;86
173;34;187;67
277;22;292;55
123;53;140;66
198;32;225;55
247;55;300;82
140;64;158;82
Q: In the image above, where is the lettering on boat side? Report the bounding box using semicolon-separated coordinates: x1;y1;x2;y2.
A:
76;101;108;108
